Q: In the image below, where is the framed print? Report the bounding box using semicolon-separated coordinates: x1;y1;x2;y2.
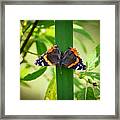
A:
0;0;120;119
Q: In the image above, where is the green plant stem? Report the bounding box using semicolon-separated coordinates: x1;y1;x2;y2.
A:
23;50;38;56
55;20;73;100
20;20;38;54
20;22;32;42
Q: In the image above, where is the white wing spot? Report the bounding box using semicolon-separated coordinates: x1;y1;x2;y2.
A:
41;62;44;66
76;66;79;70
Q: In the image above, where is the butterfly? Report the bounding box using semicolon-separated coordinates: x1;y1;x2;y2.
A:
35;45;86;70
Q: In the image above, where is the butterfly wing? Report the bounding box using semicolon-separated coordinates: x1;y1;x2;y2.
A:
61;48;86;70
35;45;61;66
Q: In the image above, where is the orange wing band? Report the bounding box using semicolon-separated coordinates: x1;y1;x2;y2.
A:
47;46;54;53
43;54;53;65
70;48;79;57
68;58;79;68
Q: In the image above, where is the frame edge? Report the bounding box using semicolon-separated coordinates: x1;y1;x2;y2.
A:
1;0;119;119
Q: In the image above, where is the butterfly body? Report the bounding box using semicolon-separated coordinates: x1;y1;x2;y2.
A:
35;45;86;70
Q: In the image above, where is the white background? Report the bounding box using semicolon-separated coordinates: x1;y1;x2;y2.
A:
5;5;115;115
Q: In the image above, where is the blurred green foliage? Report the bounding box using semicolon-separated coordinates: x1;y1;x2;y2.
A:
20;20;100;100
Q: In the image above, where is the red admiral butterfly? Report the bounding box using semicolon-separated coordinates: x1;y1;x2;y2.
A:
35;45;86;70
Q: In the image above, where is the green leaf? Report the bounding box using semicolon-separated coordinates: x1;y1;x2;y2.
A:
22;67;47;81
45;35;55;45
38;20;55;28
80;72;100;80
96;44;100;57
22;39;34;57
95;56;100;68
20;80;31;88
95;44;100;67
23;21;33;33
36;40;47;56
86;87;96;100
75;88;86;100
94;87;100;98
73;28;94;43
44;74;57;100
79;39;87;53
73;78;81;89
20;63;30;78
74;20;100;27
87;44;100;70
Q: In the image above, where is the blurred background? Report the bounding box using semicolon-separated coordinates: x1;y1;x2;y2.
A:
20;20;100;100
